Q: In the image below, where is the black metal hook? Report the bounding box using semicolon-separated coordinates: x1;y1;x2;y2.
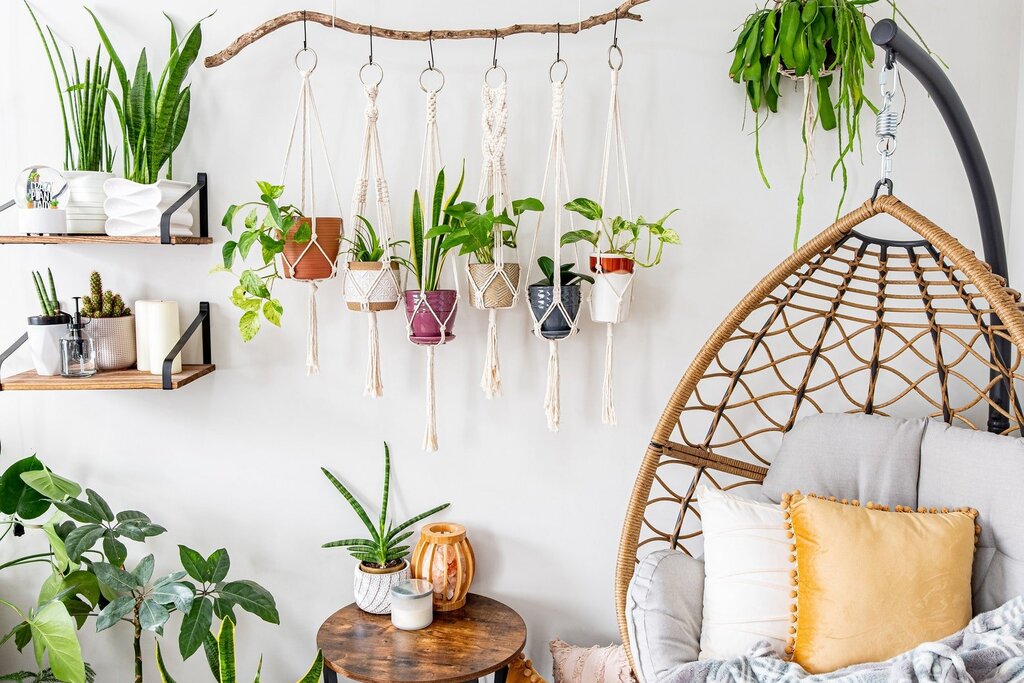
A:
302;10;308;51
428;29;435;69
885;46;897;70
613;9;619;48
871;178;894;201
369;25;374;64
556;23;561;61
492;30;498;68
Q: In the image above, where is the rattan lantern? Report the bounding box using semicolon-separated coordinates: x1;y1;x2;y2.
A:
411;522;475;612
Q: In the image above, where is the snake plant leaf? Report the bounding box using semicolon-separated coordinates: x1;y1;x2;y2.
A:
218;581;279;625
95;596;134;632
321;468;380;542
379;444;391;540
0;456;48;519
202;629;221;678
384;503;451;542
20;468;81;502
155;642;178;683
411;190;425;287
218;617;237;683
178;596;213;660
30;601;85;683
296;651;324;683
321;538;376;549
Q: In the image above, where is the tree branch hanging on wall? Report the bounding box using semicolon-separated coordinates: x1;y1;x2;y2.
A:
203;0;651;68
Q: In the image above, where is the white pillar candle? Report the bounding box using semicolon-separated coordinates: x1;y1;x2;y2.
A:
391;579;433;631
146;301;182;376
134;301;159;372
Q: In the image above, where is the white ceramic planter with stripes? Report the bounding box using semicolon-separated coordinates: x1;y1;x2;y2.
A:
352;560;409;614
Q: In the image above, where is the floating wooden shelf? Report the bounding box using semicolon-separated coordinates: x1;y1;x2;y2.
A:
0;234;211;245
0;364;215;391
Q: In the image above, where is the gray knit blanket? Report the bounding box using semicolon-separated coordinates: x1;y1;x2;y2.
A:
665;596;1024;683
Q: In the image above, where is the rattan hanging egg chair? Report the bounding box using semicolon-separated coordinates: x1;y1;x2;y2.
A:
613;194;1024;672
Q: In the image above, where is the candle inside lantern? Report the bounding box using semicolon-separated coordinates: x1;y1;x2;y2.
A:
390;579;433;631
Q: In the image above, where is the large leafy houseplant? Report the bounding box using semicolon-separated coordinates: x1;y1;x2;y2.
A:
437;196;544;265
85;8;209;184
728;0;935;247
560;198;680;269
407;166;466;292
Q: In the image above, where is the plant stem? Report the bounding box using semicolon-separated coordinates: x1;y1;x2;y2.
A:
133;603;143;683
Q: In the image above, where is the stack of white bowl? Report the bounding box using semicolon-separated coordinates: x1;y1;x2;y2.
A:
103;178;194;238
65;171;113;234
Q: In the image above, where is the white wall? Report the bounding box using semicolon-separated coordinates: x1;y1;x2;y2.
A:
1;1;1021;680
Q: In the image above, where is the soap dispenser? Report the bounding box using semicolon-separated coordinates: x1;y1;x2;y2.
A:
61;297;96;378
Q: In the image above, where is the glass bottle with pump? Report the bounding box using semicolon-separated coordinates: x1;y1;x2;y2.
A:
61;297;96;378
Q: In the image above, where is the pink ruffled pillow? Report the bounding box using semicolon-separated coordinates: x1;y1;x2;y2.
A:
550;639;635;683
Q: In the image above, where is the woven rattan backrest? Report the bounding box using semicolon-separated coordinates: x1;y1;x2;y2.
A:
615;196;1024;671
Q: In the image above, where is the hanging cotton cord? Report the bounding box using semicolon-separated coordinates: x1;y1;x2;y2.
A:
424;346;437;451
544;339;560;429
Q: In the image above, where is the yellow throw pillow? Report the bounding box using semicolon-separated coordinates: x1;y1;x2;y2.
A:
782;492;978;674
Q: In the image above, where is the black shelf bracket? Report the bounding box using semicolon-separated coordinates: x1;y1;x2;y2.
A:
871;19;1011;434
0;200;13;214
0;333;29;390
161;172;209;245
163;301;212;390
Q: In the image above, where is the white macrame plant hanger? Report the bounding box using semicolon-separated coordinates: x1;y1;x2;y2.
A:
471;59;517;398
279;45;344;376
525;57;583;432
407;60;462;452
590;41;636;426
344;58;404;397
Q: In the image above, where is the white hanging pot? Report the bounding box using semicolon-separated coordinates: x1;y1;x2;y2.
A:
590;254;635;324
103;178;194;237
26;314;71;376
345;261;401;312
64;171;113;234
352;560;410;614
467;263;520;309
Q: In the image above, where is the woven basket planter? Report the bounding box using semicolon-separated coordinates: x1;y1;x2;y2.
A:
90;316;137;371
528;284;581;340
282;217;342;281
353;560;409;615
467;263;520;310
345;261;401;312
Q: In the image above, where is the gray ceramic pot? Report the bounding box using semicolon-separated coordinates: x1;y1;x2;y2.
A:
528;284;581;340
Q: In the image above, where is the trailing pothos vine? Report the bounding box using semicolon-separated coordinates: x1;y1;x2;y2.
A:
729;0;939;249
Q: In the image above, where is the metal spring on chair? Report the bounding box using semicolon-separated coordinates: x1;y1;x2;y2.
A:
875;106;898;141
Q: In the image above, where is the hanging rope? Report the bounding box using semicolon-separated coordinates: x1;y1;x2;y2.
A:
279;42;344;376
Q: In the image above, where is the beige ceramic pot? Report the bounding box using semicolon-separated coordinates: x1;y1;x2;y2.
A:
467;263;520;309
90;316;137;371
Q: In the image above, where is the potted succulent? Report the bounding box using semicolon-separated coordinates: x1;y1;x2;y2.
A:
527;256;594;340
81;271;136;371
343;215;407;312
26;2;114;235
321;443;450;615
85;9;208;238
26;269;70;376
561;198;680;324
440;196;544;309
405;166;466;344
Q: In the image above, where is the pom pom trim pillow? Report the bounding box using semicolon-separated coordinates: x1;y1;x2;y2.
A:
783;492;978;674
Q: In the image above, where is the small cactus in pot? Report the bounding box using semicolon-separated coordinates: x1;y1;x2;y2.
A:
81;271;137;371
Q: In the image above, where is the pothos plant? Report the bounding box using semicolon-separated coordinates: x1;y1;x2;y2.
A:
438;195;544;264
729;0;937;248
218;181;307;342
559;198;680;268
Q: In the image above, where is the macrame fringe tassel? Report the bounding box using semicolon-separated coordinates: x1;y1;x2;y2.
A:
544;339;560;432
306;282;320;376
602;323;617;426
481;309;502;398
364;311;383;398
423;346;438;452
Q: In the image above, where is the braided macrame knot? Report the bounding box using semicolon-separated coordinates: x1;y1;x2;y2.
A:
351;178;369;209
364;85;379;121
550;82;565;121
375;177;391;204
425;92;438;125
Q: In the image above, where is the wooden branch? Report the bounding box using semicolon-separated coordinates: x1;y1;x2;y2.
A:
204;0;650;68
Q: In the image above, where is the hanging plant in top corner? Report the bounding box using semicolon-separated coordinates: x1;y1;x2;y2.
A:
729;0;940;249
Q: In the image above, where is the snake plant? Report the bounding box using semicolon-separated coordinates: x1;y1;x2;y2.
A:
408;165;466;291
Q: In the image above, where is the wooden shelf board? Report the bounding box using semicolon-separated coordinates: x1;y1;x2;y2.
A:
1;364;215;391
0;234;212;245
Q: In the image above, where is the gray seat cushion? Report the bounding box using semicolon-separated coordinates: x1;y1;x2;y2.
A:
762;413;927;507
625;550;704;683
918;420;1024;614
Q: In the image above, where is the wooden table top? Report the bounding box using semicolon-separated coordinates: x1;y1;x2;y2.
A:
316;594;527;683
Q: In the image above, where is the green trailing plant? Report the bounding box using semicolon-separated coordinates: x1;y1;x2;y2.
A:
81;272;131;318
219;181;307;342
728;0;937;248
435;195;544;265
85;8;210;184
0;667;95;683
322;443;450;569
155;618;324;683
24;2;113;173
344;215;410;265
408;165;466;291
31;270;60;317
560;198;680;268
530;256;594;288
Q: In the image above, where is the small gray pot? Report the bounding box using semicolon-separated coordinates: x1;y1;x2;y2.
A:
90;316;137;371
528;284;581;340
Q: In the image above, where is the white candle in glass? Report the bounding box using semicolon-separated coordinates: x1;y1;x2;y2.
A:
391;579;433;631
146;301;181;376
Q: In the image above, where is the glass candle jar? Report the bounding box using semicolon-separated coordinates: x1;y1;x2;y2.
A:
390;579;433;631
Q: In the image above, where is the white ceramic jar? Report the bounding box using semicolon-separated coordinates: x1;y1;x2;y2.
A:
390;579;434;631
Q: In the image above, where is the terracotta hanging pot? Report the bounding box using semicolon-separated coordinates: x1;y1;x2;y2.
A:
589;253;635;275
352;560;410;615
528;284;581;340
345;261;401;312
411;522;475;612
467;263;520;309
405;290;458;345
282;217;342;281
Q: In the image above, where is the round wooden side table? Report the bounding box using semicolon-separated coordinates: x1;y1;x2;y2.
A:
316;593;527;683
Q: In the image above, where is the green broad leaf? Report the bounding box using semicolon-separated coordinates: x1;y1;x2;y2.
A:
84;490;114;522
139;599;170;632
239;311;260;342
155;642;178;683
153;571;188;588
230;286;248;308
115;510;150;524
178;545;209;583
212;597;236;624
178;596;213;660
37;572;64;608
30;601;85;683
52;499;103;525
206;549;230;584
150;582;193;614
42;521;70;573
13;621;32;652
218;581;279;624
262;300;282;327
95;595;134;632
258;231;285;255
244;208;259;230
291;220;312;244
222;241;237;268
564;197;602;221
91;562;141;595
202;630;221;678
0;456;48;519
297;651;324;683
63;524;105;562
133;555;155;585
218;617;237;683
512;197;544;215
560;229;600;248
20;468;81;501
237;297;261;313
240;270;271;299
222;204;240;230
256;181;283;199
57;571;101;609
238;230;259;259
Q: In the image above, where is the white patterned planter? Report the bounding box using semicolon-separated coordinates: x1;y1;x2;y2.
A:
90;316;137;371
353;561;409;614
65;171;113;234
344;262;401;312
103;178;194;237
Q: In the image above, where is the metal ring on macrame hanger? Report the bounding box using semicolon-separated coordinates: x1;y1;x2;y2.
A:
406;33;461;452
524;24;583;432
279;15;345;376
470;30;517;399
590;16;635;426
343;28;404;398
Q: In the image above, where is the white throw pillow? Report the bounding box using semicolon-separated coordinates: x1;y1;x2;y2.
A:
697;485;792;660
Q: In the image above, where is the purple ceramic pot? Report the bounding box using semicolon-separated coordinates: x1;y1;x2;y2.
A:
405;290;458;345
